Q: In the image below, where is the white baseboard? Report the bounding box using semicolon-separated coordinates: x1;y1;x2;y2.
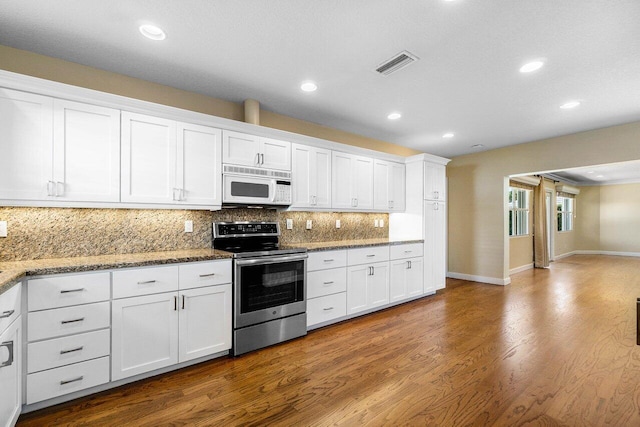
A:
509;263;533;275
573;250;640;258
554;251;576;260
447;272;511;286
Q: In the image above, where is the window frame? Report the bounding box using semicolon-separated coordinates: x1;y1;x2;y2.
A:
556;195;574;232
508;187;531;237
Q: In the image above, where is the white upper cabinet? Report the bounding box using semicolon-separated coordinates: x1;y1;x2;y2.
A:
373;160;405;211
121;112;177;204
176;123;222;206
424;162;447;201
0;88;54;200
332;151;373;210
53;100;120;202
122;112;222;207
222;130;291;171
291;143;331;209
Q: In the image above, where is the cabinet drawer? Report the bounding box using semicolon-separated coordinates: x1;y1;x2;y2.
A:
0;283;21;335
307;250;347;271
307;293;347;327
307;268;347;299
28;272;110;311
28;329;110;374
390;243;424;260
26;356;110;404
347;246;389;266
28;301;110;341
112;265;178;299
179;260;231;290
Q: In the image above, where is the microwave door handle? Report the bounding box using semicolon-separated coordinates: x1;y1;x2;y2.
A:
271;180;277;203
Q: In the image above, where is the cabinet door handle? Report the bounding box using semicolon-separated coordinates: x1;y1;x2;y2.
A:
407;260;412;269
433;191;439;199
60;376;84;385
60;346;84;355
174;296;178;311
137;280;156;285
0;310;14;319
182;295;185;310
323;307;334;311
60;288;85;294
322;281;334;286
433;202;439;211
199;273;216;277
372;266;375;275
47;180;55;197
255;153;260;165
61;318;85;324
0;341;14;368
180;189;185;201
354;198;358;207
172;188;180;201
56;181;65;197
260;153;265;165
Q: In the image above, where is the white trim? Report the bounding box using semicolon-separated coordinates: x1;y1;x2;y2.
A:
556;184;580;195
510;175;540;186
405;153;451;166
554;251;576;260
573;250;640;258
509;263;533;275
447;272;511;286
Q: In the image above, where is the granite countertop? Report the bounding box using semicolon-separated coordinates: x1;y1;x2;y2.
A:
0;238;423;295
0;248;233;295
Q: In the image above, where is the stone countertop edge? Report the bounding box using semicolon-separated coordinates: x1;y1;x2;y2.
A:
282;238;424;252
0;249;233;296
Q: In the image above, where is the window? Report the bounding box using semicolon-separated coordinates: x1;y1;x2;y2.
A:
557;196;573;231
508;187;530;236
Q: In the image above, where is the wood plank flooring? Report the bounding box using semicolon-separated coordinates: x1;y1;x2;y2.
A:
17;255;640;426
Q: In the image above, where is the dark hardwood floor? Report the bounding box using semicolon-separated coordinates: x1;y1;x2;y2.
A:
17;255;640;426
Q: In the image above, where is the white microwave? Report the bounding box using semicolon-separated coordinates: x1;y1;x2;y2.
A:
222;165;292;206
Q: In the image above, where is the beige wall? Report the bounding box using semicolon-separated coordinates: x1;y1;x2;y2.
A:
0;44;419;157
448;121;640;282
575;186;600;251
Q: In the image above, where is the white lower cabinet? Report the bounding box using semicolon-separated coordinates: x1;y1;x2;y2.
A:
111;261;232;381
347;261;389;315
389;243;425;302
425;201;447;293
307;293;347;326
0;284;21;427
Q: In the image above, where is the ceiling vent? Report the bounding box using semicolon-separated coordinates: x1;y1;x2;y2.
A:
375;51;419;76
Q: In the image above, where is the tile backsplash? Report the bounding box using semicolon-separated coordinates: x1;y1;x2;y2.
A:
0;207;388;261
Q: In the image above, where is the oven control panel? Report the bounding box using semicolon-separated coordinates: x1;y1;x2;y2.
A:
214;222;280;237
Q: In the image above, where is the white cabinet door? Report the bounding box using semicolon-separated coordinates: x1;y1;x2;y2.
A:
424;201;447;293
424;162;446;201
390;257;424;302
222;130;261;167
53;100;120;202
406;257;424;297
176;122;222;206
121;112;177;203
111;292;179;381
347;261;389;314
291;144;331;208
353;155;374;209
0;317;21;427
331;152;354;209
261;137;291;171
373;159;390;210
178;284;231;362
390;162;406;211
0;88;53;200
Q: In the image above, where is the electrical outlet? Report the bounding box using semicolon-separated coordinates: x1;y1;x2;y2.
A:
380;219;384;227
286;219;293;230
184;220;193;233
374;219;379;228
336;219;341;229
306;220;312;230
0;221;7;238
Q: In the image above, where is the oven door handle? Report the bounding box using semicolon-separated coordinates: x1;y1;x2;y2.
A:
235;253;308;266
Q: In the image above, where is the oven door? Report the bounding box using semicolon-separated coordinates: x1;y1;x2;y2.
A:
234;253;307;329
223;174;275;205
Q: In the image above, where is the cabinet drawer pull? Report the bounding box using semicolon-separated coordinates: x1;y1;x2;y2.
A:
323;259;334;263
137;280;156;285
199;273;216;277
404;250;413;253
61;318;85;324
0;341;14;368
0;310;14;319
60;346;84;355
323;307;334;311
60;288;85;294
366;254;376;258
322;281;334;286
60;376;84;385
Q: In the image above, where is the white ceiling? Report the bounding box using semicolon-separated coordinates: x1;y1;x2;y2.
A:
1;1;640;159
548;160;640;186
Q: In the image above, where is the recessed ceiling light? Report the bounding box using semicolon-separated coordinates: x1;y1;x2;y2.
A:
587;171;595;174
387;112;402;120
442;133;455;139
139;24;166;41
519;60;544;73
300;82;318;92
471;144;484;149
560;101;581;109
596;175;604;178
